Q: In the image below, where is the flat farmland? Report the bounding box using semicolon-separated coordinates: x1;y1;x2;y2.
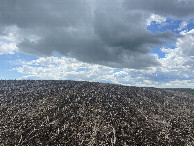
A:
0;80;193;145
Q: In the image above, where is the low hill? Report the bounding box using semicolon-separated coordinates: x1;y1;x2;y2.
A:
0;80;193;145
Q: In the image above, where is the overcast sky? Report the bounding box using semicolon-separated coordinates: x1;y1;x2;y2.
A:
0;0;193;88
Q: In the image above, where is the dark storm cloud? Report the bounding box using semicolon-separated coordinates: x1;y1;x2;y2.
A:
123;0;194;19
0;0;192;68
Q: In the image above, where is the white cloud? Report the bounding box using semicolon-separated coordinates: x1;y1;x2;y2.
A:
0;32;18;55
15;56;115;81
0;42;17;55
154;29;194;87
176;20;188;31
147;14;166;25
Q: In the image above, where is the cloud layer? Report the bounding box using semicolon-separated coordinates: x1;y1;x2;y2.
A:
1;0;190;68
14;29;194;88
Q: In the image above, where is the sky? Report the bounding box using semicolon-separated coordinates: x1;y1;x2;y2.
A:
0;0;194;88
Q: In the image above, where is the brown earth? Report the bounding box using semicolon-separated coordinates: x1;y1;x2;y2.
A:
0;80;193;145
